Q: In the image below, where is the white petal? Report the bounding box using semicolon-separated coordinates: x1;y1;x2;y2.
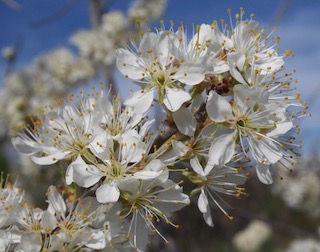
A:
89;130;113;156
233;84;268;111
139;32;158;57
116;48;146;80
117;177;140;194
144;159;165;172
203;207;214;227
227;52;247;84
71;156;104;188
155;185;190;212
256;163;273;184
96;183;120;203
139;119;155;138
267;122;293;137
173;107;196;136
138;160;169;182
85;231;106;250
158;149;179;165
212;59;229;74
163;87;191;112
47;185;67;214
11;137;39;155
190;157;205;177
62;105;79;123
192;94;204;111
65;163;74;185
129;212;149;252
249;137;282;164
31;151;69;165
157;32;175;67
172;63;205;85
256;56;284;74
208;132;236;167
188;24;213;51
198;188;209;213
121;136;145;163
206;91;233;122
40;211;58;230
133;170;165;181
198;190;214;227
124;89;154;114
172;139;189;157
236;53;245;71
209;131;236;168
17;233;42;252
213;25;233;49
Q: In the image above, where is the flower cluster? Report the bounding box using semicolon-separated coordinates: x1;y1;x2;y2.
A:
0;179;130;252
0;0;168;207
0;0;168;140
11;87;190;251
5;8;308;251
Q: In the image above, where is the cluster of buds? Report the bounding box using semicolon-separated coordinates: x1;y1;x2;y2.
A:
3;9;307;252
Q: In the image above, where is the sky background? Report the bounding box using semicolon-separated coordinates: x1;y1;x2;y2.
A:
0;0;320;155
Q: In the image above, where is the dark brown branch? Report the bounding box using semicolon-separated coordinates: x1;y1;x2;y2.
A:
151;100;208;151
151;123;178;151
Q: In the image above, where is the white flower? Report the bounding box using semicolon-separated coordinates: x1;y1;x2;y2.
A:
67;133;164;204
0;228;20;252
12;90;104;166
15;233;42;252
0;175;25;229
94;155;167;204
116;29;205;112
190;136;246;227
94;94;154;141
172;95;216;161
118;174;190;251
46;186;106;251
206;84;294;184
211;10;284;78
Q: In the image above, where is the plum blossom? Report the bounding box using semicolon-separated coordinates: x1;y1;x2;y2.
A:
206;84;294;184
190;135;246;226
116;29;205;112
118;173;190;251
11;90;104;166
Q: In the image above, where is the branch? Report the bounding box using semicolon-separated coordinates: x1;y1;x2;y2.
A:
88;0;105;28
151;100;208;150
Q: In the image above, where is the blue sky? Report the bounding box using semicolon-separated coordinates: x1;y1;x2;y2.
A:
1;0;320;155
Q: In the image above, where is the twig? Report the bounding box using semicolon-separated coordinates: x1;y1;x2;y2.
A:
151;100;208;150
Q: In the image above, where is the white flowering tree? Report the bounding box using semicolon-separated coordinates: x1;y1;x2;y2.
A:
0;6;309;252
